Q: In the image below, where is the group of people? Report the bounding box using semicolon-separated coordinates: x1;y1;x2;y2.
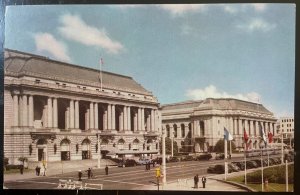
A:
194;174;207;189
145;161;155;171
78;166;109;181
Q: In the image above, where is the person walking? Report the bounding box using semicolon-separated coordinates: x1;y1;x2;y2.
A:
86;168;91;179
35;165;39;176
105;165;109;175
78;170;82;181
37;166;40;176
194;174;199;189
19;164;24;175
202;176;207;188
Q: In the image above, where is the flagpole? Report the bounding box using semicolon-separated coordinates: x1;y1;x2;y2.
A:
100;58;103;91
224;138;227;180
261;145;264;192
244;143;247;185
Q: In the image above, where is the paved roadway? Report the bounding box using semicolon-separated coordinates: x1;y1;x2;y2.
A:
4;155;280;190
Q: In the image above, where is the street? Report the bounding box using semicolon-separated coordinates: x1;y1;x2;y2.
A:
4;155;280;190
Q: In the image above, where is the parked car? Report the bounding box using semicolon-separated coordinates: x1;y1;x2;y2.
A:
229;163;240;172
232;161;245;170
196;153;212;161
252;159;262;167
246;161;257;169
215;153;225;160
181;156;195;161
168;157;180;163
207;165;215;173
137;158;152;165
118;159;138;167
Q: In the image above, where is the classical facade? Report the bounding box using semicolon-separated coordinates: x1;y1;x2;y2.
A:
161;98;277;153
275;117;294;148
4;49;160;165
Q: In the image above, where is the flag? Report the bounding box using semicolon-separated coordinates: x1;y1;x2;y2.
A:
100;58;104;65
243;128;249;143
259;123;267;144
268;131;273;143
224;127;233;141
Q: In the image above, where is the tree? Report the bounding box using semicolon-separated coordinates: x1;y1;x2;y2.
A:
159;137;179;156
214;139;236;153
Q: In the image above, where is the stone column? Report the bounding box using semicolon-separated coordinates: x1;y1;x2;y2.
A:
65;107;69;129
127;107;131;131
249;120;254;136
70;100;74;129
119;109;123;131
52;97;57;128
123;106;128;130
151;109;155;132
107;104;111;130
238;119;242;135
111;104;115;130
141;108;145;131
134;111;137;132
255;121;259;136
75;100;79;129
89;102;94;129
154;110;157;132
137;108;141;131
103;107;108;130
94;103;98;129
85;109;90;130
22;95;28;127
13;94;19;126
47;97;52;128
270;123;274;135
147;112;151;132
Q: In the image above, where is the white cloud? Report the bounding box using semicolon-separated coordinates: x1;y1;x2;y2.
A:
186;85;261;103
236;18;276;33
251;3;267;12
223;5;238;14
34;32;71;62
157;4;207;16
58;13;124;54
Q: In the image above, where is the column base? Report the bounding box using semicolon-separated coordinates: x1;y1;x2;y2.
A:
70;128;82;133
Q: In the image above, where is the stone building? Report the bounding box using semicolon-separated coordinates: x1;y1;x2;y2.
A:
4;49;160;165
161;98;277;153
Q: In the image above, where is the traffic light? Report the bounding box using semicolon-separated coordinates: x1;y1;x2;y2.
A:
156;167;161;178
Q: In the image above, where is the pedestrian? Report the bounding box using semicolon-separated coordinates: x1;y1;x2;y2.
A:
145;163;148;171
194;174;199;189
35;165;39;176
78;170;82;181
202;176;207;188
105;165;109;175
86;168;91;179
90;168;93;178
37;166;40;176
148;162;151;170
19;164;24;175
43;165;47;176
152;160;155;167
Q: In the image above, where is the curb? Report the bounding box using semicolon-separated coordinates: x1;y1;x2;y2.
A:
210;178;254;192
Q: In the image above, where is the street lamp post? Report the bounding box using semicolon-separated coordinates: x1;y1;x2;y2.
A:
162;128;166;185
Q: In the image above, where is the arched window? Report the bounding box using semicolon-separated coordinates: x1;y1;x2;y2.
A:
82;139;91;159
181;124;185;138
132;138;140;150
188;123;192;138
60;139;71;161
118;139;125;150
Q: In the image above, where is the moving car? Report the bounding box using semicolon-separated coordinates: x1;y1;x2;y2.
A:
118;159;138;167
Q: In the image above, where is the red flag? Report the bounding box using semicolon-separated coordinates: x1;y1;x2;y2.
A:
268;131;273;143
243;128;249;143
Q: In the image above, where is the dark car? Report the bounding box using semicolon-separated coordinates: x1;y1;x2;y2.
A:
196;153;212;161
252;159;262;167
232;161;245;170
215;153;225;160
268;158;276;166
228;163;239;172
118;159;137;167
182;156;195;161
246;161;257;169
168;157;180;163
207;165;215;173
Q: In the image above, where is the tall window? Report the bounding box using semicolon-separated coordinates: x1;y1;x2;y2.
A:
173;124;177;138
166;125;170;137
181;124;185;138
200;121;205;136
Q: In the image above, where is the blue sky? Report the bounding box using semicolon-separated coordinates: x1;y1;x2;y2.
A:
5;4;295;118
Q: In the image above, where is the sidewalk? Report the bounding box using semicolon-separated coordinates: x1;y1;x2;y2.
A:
4;159;116;182
134;174;249;191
